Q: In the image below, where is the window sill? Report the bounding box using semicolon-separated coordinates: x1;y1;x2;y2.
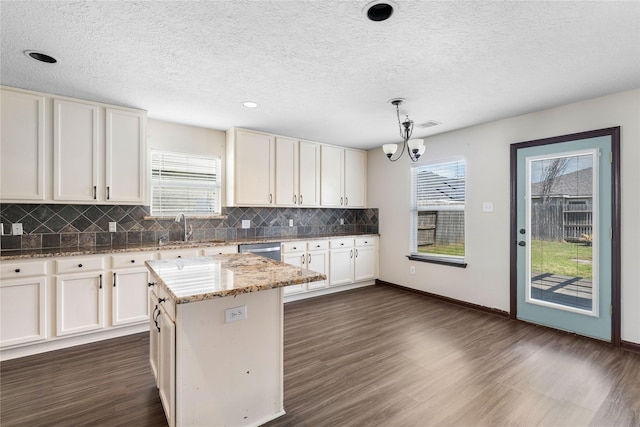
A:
406;255;467;268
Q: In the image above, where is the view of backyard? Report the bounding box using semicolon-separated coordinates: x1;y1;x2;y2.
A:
530;239;593;279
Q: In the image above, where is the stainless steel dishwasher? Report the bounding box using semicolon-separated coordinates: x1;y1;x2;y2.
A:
238;242;282;261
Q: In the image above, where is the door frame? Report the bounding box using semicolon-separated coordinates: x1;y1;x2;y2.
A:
509;127;621;345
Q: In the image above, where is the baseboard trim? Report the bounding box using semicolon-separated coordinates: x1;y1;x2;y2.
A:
376;279;509;319
622;340;640;354
284;281;374;303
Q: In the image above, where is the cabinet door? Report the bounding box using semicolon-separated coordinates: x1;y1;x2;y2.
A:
306;250;328;290
0;277;47;347
53;99;99;202
298;141;320;206
282;252;306;295
0;89;46;201
149;291;160;386
105;108;146;204
56;272;104;336
354;246;375;282
275;137;298;206
233;130;274;205
158;307;176;427
344;149;367;208
329;248;354;286
320;145;345;207
112;268;150;326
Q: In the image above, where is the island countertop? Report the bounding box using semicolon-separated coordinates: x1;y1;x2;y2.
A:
145;253;326;304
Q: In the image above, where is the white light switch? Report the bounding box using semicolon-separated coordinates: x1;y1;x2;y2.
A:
11;223;23;235
225;305;247;323
289;219;294;227
482;202;494;213
242;220;250;229
109;222;117;232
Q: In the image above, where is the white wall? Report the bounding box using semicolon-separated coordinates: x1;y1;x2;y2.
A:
368;89;640;344
147;118;226;201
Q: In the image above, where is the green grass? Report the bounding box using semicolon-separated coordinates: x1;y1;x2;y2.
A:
418;243;465;257
531;240;592;279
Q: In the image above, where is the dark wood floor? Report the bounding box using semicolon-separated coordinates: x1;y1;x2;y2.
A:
2;284;639;426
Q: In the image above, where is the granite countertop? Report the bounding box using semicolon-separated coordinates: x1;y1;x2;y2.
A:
0;233;378;261
146;253;326;303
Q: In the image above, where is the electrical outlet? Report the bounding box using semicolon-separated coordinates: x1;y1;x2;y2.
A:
482;202;494;213
11;223;23;236
340;218;344;225
109;222;117;232
410;266;415;275
242;220;250;229
225;305;247;323
289;219;294;227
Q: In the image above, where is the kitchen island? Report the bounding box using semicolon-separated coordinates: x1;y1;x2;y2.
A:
145;253;325;427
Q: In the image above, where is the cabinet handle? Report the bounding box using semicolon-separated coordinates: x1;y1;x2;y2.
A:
350;249;353;259
14;268;20;273
340;197;343;206
113;272;117;287
300;194;303;204
106;186;110;200
99;274;103;289
345;197;348;206
301;254;305;265
293;195;297;204
153;306;161;332
269;194;273;203
93;186;97;200
308;253;311;264
355;249;359;257
78;264;83;268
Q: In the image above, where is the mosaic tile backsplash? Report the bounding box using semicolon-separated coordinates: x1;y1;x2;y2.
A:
0;204;378;250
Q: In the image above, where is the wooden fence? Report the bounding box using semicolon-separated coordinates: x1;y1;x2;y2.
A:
531;203;592;242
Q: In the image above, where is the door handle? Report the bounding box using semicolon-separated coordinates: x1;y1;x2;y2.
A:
518;241;526;247
519;228;526;235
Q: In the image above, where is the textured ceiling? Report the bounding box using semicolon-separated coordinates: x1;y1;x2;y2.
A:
1;1;639;149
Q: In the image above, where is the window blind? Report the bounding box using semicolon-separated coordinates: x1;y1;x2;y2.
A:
150;150;221;216
414;160;466;211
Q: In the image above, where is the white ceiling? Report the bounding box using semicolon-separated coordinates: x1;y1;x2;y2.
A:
2;1;639;150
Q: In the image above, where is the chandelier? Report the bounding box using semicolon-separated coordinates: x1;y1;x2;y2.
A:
382;98;425;162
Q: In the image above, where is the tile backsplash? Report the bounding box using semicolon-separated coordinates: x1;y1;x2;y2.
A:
0;204;378;250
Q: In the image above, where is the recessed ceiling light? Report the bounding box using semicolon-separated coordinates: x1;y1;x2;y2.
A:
24;50;57;64
365;2;395;22
242;101;258;108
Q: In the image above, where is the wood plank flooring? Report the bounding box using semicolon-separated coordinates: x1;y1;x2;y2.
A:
2;284;639;426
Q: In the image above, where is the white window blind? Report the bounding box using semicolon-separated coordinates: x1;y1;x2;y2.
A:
150;150;221;216
412;159;466;260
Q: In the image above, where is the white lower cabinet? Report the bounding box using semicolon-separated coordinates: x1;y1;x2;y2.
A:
149;289;160;386
281;242;307;295
157;298;176;427
354;237;376;282
0;276;48;347
329;238;355;287
111;252;154;326
56;270;105;336
305;241;328;291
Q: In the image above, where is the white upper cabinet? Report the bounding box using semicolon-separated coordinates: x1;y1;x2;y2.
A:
1;86;147;205
106;108;146;204
275;136;298;206
53;99;99;202
320;146;367;208
227;128;275;206
298;141;320;207
0;88;46;201
227;129;323;208
320;145;345;207
344;149;367;208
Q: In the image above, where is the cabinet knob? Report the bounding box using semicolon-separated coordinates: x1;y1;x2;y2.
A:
177;256;182;258
78;264;83;268
131;259;136;263
293;246;297;250
158;297;166;303
316;244;320;248
148;282;156;287
14;268;20;273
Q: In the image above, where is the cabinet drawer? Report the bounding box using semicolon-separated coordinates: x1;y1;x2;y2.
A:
330;238;354;249
158;249;200;260
0;260;47;279
355;237;376;247
201;245;237;255
158;286;176;322
56;257;104;274
307;240;329;251
282;241;306;253
112;252;155;269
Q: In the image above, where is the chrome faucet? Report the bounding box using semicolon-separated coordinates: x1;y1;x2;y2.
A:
174;212;193;242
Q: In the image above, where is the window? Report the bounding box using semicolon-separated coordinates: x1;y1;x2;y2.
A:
150;150;221;216
411;159;466;265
